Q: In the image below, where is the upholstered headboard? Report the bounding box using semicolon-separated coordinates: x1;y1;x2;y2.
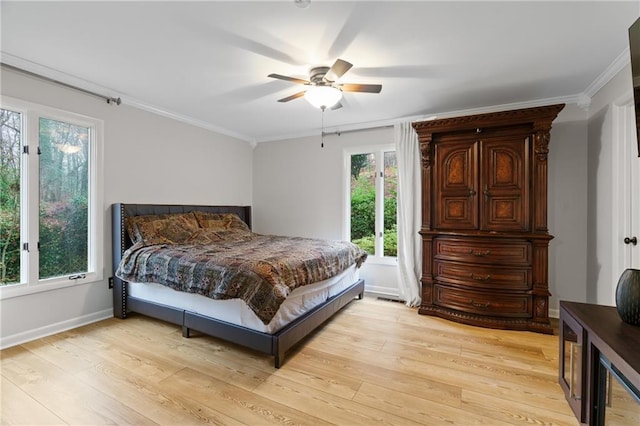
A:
110;203;252;318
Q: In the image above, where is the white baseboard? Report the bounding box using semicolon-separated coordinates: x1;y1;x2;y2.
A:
364;285;400;299
549;308;559;319
0;308;113;350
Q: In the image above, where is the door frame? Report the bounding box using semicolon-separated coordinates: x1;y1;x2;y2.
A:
612;96;640;302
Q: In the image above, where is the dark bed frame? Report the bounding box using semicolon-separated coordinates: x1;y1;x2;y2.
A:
111;203;365;368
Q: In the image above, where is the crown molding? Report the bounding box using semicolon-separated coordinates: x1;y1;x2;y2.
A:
123;98;257;146
0;52;257;146
583;47;630;99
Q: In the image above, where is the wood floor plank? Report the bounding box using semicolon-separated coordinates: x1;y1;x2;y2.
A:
287;348;464;408
382;338;558;380
254;374;425;425
161;367;330;426
331;303;556;361
74;361;244;425
459;345;557;376
56;325;186;384
1;346;155;425
0;375;64;425
353;381;512;425
305;324;388;352
271;363;363;400
461;388;579;425
307;332;559;390
318;321;463;356
20;332;103;374
303;336;571;415
299;331;572;415
0;296;581;425
84;318;272;391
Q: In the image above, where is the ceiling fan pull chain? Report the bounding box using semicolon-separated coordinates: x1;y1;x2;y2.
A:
321;106;325;148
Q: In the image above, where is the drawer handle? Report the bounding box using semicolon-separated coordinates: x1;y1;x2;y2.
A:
469;299;491;309
464;249;491;256
470;273;492;281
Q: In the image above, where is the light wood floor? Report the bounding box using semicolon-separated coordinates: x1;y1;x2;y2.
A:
1;296;579;425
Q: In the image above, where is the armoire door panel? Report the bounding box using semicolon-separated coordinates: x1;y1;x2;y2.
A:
486;196;526;230
441;197;475;229
481;137;529;231
490;149;520;186
434;140;478;229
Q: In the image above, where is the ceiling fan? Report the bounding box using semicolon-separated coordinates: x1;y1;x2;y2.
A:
268;59;382;110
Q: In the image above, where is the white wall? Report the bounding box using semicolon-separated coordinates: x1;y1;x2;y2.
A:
587;64;636;305
548;112;589;313
0;69;254;347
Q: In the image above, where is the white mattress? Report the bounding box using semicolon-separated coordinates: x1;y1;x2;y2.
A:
127;264;359;334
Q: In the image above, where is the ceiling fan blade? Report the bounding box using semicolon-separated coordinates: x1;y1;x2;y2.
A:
327;3;374;59
268;73;310;85
213;81;284;102
277;91;306;102
340;83;382;93
184;20;306;66
324;59;353;82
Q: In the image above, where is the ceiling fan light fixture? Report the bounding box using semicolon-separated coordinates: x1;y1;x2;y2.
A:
304;86;342;109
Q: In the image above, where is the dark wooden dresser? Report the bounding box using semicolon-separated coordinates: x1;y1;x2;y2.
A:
412;104;564;333
560;301;640;425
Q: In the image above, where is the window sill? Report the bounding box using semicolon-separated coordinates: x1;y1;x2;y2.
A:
0;271;103;300
363;256;398;267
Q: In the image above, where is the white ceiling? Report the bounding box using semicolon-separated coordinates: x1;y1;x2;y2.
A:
1;1;638;143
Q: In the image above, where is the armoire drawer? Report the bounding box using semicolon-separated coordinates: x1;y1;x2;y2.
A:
434;260;531;290
434;237;531;266
434;284;531;317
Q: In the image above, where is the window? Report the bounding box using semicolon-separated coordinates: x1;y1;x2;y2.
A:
345;145;397;261
0;97;103;297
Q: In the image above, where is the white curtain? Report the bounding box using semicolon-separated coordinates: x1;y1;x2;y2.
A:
395;122;422;307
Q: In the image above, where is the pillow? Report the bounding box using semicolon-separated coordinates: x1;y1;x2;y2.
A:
126;213;199;246
211;228;255;242
186;228;224;245
193;211;250;232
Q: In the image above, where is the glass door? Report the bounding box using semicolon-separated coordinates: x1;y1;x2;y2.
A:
560;307;586;423
594;354;640;425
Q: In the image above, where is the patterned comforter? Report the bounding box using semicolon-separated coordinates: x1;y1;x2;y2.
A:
116;234;367;324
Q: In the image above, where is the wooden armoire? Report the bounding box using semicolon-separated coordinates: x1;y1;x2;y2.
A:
412;104;564;334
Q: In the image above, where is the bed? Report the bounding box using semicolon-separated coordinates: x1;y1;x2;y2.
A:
111;203;366;368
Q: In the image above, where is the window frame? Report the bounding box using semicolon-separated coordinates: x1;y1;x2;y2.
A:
343;144;397;266
0;96;104;299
